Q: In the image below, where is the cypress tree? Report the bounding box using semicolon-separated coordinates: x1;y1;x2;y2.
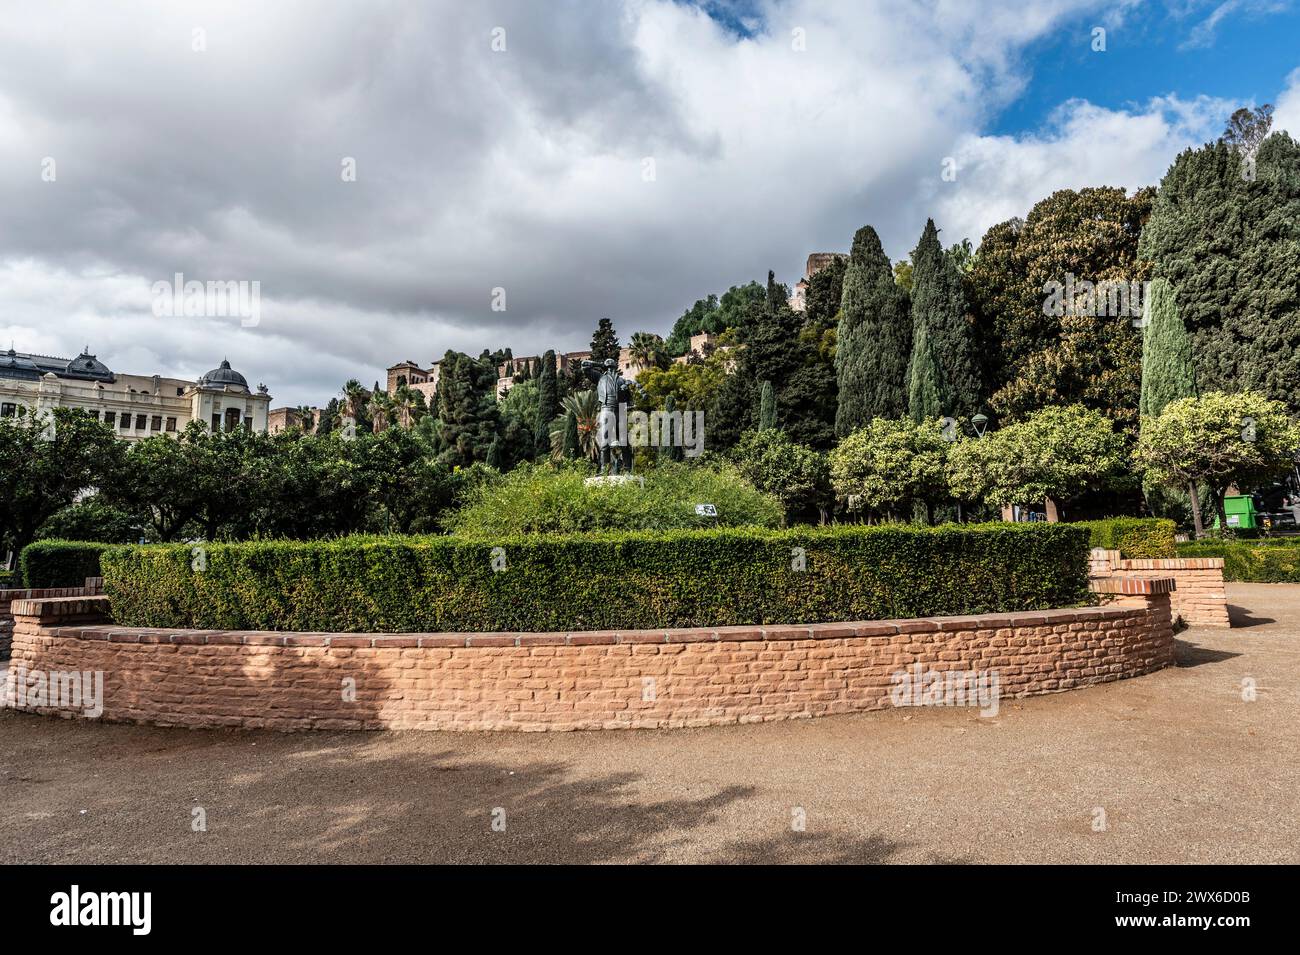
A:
1139;132;1300;409
758;380;777;430
1139;278;1197;418
562;410;579;459
835;225;912;434
658;394;684;463
534;349;558;456
434;350;500;467
907;321;944;423
909;219;980;417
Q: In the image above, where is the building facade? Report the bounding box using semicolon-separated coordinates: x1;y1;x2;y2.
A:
0;348;272;440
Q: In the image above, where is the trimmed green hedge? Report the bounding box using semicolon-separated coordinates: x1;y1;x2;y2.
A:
1177;538;1300;582
19;540;111;588
1073;518;1177;559
100;524;1090;632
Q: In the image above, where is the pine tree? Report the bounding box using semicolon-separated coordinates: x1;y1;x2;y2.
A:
907;322;944;423
758;380;777;431
534;349;558;456
590;318;621;362
835;225;912;433
1139;278;1197;418
908;219;980;417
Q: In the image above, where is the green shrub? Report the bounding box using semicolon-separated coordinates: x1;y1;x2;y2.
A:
444;461;783;535
1177;538;1300;582
101;523;1089;632
35;499;140;543
19;540;112;588
1073;517;1176;559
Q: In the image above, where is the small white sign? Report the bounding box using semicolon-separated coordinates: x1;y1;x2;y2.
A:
694;504;717;517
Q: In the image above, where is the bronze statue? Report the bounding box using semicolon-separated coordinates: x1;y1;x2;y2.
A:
580;357;642;475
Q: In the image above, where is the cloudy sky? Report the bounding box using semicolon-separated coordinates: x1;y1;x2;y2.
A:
1;0;1298;406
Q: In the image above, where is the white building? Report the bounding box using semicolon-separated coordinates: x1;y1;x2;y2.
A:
0;348;272;440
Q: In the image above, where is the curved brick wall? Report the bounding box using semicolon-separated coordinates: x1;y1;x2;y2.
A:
6;583;1177;732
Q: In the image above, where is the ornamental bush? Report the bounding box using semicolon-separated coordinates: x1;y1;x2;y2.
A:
101;523;1089;632
444;461;782;535
1073;517;1177;558
19;540;112;588
1177;538;1300;582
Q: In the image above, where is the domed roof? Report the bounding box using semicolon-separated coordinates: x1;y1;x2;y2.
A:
197;359;250;392
0;348;41;381
63;349;114;381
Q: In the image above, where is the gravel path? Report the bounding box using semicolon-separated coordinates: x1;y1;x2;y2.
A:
1;583;1296;864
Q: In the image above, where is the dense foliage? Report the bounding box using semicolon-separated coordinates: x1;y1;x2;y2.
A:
445;461;782;535
835;225;912;431
20;539;112;588
1073;517;1177;559
101;523;1090;633
1177;538;1300;582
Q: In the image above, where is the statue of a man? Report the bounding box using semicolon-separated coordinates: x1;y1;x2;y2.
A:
581;357;639;475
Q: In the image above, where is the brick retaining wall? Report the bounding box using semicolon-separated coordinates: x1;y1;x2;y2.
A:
6;583;1177;732
0;580;103;660
1089;548;1229;628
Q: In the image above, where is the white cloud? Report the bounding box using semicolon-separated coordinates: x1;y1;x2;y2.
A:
928;94;1235;246
1273;67;1300;136
0;0;1286;405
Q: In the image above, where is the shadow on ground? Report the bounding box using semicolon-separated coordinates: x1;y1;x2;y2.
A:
1228;604;1275;628
1173;639;1240;668
0;716;940;864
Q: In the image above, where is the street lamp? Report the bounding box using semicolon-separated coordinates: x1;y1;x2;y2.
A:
971;413;989;439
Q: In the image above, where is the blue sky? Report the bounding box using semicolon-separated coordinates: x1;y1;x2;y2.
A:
992;1;1300;135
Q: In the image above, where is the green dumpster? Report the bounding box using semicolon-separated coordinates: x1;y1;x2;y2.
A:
1216;495;1258;530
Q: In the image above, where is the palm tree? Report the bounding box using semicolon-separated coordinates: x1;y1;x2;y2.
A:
341;379;369;421
393;385;419;429
294;405;316;433
369;391;395;433
549;389;600;461
629;331;666;371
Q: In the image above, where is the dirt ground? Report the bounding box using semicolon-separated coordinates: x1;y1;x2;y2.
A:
1;583;1296;864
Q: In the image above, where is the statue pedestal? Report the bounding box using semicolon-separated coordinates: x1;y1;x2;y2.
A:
584;475;645;489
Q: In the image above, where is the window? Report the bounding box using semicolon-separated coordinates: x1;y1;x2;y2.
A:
135;414;147;430
175;387;184;396
1;403;15;417
151;415;162;431
165;417;177;433
119;412;131;429
211;413;221;432
244;416;253;430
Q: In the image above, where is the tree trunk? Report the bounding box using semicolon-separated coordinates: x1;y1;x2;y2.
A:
1211;486;1229;535
925;501;935;526
1044;497;1060;522
1188;482;1204;539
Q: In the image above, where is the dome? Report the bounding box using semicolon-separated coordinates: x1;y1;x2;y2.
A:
63;349;114;381
0;348;41;381
197;359;250;392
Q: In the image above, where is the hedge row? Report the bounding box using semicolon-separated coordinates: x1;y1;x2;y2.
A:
19;540;111;588
1073;518;1177;559
101;524;1091;633
1177;538;1300;582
